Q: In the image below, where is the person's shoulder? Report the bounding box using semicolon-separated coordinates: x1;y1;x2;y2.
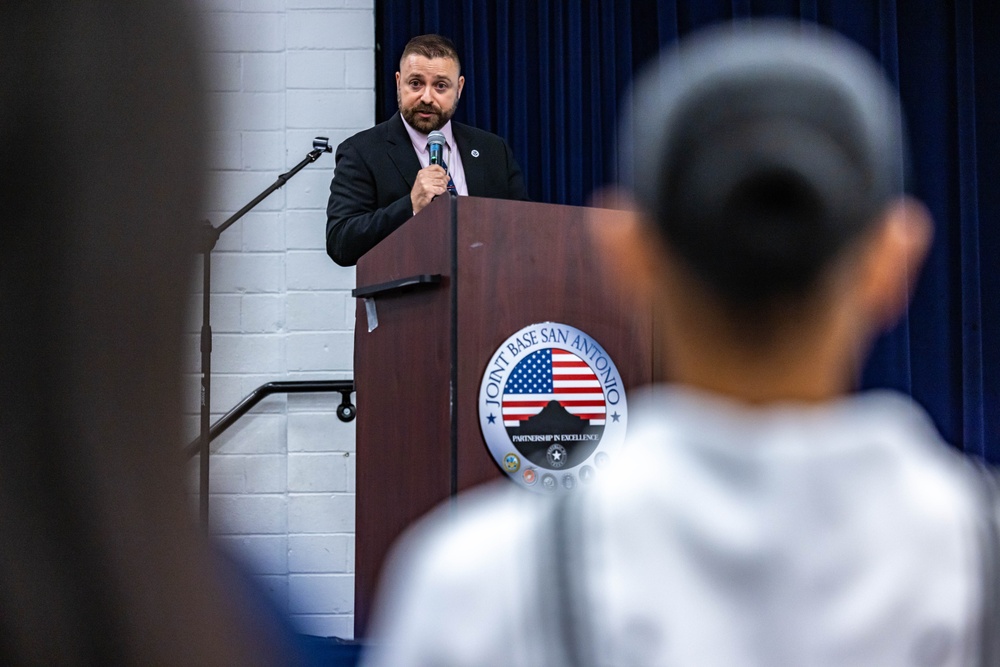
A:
371;482;548;620
854;392;976;473
865;391;984;506
605;386;984;517
364;484;551;665
767;389;985;526
374;480;553;616
398;482;545;573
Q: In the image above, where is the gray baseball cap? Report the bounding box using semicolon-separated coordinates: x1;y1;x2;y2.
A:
620;20;908;303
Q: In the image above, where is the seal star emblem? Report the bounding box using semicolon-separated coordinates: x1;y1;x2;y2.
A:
546;443;568;468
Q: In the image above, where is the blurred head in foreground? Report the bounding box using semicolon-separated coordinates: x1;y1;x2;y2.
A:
0;4;296;664
600;21;931;400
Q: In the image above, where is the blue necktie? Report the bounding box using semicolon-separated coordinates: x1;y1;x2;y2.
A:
436;153;458;195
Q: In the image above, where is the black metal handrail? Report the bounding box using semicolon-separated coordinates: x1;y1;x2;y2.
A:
185;380;356;458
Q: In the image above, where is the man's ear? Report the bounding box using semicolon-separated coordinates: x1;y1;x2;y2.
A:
395;71;401;87
457;75;465;100
856;197;933;333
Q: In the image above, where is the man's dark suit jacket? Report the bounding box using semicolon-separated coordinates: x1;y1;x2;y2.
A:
326;112;528;266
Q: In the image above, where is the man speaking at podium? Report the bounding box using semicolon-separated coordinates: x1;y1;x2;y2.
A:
325;34;528;267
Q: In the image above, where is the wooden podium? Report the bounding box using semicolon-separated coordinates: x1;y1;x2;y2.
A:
351;196;653;636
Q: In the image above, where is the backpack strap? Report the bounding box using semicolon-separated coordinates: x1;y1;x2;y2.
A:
977;465;1000;667
544;491;595;667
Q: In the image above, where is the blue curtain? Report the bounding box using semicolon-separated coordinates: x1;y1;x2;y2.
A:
376;0;1000;462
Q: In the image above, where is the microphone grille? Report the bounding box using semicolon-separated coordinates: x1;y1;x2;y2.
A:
427;130;446;147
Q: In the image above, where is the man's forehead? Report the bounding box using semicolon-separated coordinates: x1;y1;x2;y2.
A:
399;54;460;78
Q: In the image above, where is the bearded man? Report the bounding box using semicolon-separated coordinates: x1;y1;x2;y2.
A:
325;34;528;267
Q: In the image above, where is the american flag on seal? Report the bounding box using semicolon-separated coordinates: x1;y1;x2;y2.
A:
502;348;606;427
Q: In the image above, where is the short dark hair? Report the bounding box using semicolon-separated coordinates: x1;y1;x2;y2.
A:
623;21;906;316
400;34;461;72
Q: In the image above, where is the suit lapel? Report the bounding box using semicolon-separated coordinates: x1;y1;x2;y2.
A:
385;112;420;190
454;123;486;196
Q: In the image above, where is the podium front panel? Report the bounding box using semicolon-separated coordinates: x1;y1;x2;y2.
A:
454;198;653;490
352;197;652;636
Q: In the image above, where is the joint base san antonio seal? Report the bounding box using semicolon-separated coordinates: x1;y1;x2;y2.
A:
478;323;627;493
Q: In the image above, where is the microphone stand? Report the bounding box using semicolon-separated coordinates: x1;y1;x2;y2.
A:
195;137;333;529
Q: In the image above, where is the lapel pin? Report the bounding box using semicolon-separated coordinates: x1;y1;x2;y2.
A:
471;149;480;157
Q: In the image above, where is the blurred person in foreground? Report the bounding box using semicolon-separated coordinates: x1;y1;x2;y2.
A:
361;21;998;667
0;4;313;665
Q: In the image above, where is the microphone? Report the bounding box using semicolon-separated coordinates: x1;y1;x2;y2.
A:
428;131;446;166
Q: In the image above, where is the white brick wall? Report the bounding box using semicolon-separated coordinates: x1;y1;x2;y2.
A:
188;0;373;638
